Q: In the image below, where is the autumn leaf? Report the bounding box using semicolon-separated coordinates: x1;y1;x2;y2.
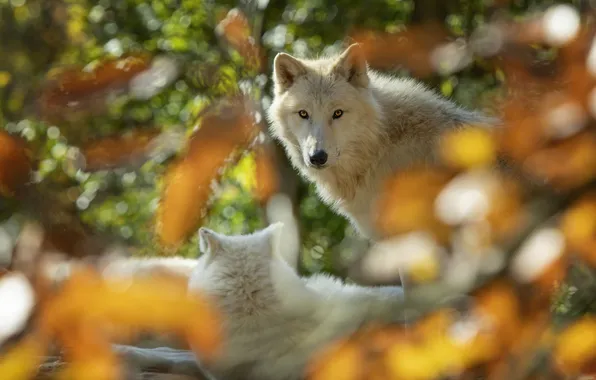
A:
554;317;596;375
38;54;168;125
523;131;596;190
374;168;453;241
216;9;265;72
440;127;497;170
79;128;162;172
254;142;280;205
156;96;259;247
351;23;451;78
55;323;121;380
39;269;222;361
41;55;150;108
0;336;47;380
561;194;596;267
307;339;363;380
472;282;521;351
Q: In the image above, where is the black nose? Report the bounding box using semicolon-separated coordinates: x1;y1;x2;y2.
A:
309;150;328;167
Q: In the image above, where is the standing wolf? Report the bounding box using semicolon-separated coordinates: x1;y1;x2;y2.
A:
267;43;496;239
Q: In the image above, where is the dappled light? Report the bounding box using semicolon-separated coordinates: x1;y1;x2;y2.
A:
1;0;596;379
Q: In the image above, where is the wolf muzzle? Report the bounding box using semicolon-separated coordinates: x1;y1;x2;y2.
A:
308;149;328;168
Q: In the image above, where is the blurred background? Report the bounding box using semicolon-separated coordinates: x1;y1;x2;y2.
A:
3;0;596;379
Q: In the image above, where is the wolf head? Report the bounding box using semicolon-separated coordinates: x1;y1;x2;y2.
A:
267;44;383;175
188;223;315;319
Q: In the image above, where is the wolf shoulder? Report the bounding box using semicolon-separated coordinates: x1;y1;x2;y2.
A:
366;70;499;132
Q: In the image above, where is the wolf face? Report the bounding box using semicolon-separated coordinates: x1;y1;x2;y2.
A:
267;44;383;175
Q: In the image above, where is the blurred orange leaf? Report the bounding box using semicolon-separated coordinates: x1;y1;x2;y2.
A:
375;168;452;241
254;142;280;204
523;131;596;190
41;55;150;107
0;336;46;380
55;323;121;380
156;96;258;247
484;177;524;242
39;269;222;361
555;317;596;375
351;23;451;78
561;193;596;267
216;9;265;71
80;128;162;171
473;282;521;351
308;339;363;380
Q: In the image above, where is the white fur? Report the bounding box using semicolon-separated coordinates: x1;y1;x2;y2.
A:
98;225;404;380
268;44;496;239
186;223;404;380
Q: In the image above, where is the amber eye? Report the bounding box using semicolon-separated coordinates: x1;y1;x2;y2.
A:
332;109;344;119
298;110;309;119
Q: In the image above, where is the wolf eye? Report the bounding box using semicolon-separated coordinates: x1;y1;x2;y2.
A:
298;110;309;119
332;109;344;119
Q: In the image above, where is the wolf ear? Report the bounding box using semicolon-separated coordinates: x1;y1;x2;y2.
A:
198;227;221;256
273;53;306;93
333;43;369;88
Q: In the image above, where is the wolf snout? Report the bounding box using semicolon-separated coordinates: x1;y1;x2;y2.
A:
309;150;328;168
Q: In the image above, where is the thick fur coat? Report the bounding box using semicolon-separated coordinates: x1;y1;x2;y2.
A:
267;44;496;239
187;223;404;380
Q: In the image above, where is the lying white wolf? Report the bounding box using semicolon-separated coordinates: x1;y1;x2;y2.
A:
108;223;418;380
267;43;497;239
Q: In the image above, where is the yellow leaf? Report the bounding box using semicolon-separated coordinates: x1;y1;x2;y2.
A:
0;336;46;380
440;127;496;170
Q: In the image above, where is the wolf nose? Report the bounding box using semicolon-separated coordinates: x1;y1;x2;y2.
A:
309;150;328;167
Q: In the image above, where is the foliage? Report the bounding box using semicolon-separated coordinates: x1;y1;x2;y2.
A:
0;0;596;379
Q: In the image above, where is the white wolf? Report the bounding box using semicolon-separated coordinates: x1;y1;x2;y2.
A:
108;223;417;380
267;43;497;240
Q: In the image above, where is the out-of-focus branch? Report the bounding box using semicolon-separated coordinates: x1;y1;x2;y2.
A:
236;0;304;269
